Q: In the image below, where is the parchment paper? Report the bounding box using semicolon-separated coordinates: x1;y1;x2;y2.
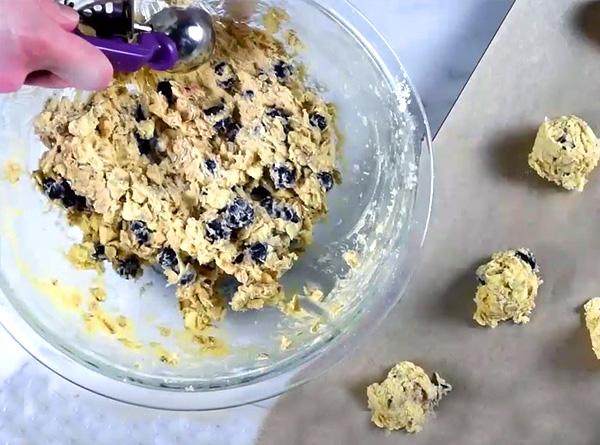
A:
258;0;600;443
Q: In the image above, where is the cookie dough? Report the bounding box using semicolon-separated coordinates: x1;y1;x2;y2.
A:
528;115;600;191
34;19;339;333
343;250;360;268
366;361;452;433
474;248;541;328
584;298;600;359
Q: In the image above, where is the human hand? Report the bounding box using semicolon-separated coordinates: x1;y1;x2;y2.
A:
0;0;113;93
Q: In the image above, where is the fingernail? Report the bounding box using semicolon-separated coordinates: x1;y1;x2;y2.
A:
57;4;80;23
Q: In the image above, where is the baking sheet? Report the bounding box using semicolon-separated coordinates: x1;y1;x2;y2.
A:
258;0;600;443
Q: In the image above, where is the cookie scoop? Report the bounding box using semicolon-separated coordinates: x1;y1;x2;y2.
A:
72;0;215;72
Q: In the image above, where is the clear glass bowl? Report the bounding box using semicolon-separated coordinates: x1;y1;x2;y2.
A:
0;0;432;410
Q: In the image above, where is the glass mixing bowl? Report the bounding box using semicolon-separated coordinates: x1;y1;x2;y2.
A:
0;0;432;410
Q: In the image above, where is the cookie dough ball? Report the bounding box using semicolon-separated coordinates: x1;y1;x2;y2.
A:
474;248;541;328
366;361;452;434
528;115;600;191
584;298;600;359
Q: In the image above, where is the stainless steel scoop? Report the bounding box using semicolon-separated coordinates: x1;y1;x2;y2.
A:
70;0;216;72
147;5;215;72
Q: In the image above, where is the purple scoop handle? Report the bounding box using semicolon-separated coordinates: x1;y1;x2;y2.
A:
78;32;179;72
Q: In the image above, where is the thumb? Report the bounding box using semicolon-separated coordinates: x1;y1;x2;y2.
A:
32;28;113;90
39;0;80;31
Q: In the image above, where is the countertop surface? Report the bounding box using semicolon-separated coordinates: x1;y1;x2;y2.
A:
0;1;513;443
261;0;600;443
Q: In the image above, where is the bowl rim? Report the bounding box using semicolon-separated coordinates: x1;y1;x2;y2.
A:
0;0;434;410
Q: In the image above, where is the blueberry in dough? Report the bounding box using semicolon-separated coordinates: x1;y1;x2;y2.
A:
135;104;147;122
116;256;141;279
214;61;227;76
60;182;87;210
270;164;296;189
179;269;197;286
248;242;268;264
273;60;293;79
214;117;241;142
203;103;225;116
204;159;218;174
129;220;150;245
309;112;327;130
259;194;277;216
514;248;537;271
281;207;300;223
225;198;255;229
92;244;106;261
266;108;290;120
317;172;334;192
135;134;159;156
42;177;66;200
206;218;233;242
218;78;236;91
157;80;175;106
158;247;179;271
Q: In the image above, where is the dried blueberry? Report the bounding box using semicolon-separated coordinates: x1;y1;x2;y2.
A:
42;178;65;200
309;112;327;130
130;220;150;245
515;249;537;271
260;195;279;218
251;186;271;201
476;273;486;286
135;134;159;156
248;242;268;265
218;78;236;91
206;218;233;242
158;247;178;271
214;117;241;142
233;253;244;264
214;62;227;76
203;103;225;116
225;198;255;229
204;159;218;174
92;244;106;261
243;90;255;99
179;269;197;286
273;60;293;80
157;80;175;106
135;104;147;122
116;256;141;279
266;108;291;132
266;108;290;120
270;164;296;189
60;182;87;210
317;172;334;192
281;207;300;223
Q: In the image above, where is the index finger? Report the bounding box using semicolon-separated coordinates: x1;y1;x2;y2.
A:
31;28;113;91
